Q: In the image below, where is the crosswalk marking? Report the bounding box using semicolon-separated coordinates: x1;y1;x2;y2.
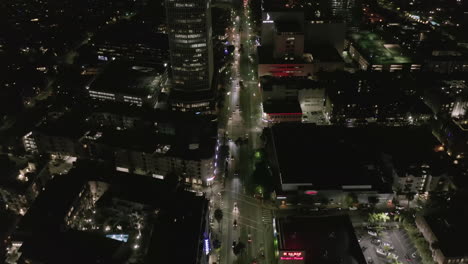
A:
262;208;272;224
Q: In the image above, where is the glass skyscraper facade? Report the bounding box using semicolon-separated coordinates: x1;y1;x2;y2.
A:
165;0;214;94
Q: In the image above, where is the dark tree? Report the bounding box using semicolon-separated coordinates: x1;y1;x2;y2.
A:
233;241;246;255
214;208;223;231
213;239;221;250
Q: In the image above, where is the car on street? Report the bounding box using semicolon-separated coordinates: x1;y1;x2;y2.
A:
232;240;237;248
248;234;252;243
233;220;237;229
368;230;378;237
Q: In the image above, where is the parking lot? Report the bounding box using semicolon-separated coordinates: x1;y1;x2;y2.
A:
357;225;421;264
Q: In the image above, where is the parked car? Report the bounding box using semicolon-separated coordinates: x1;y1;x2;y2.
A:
371;238;381;245
382;242;394;251
387;253;398;260
376;248;387;256
368;230;378;237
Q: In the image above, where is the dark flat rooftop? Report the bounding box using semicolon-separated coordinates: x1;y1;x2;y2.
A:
262;0;334;19
20;230;130;264
96;128;216;160
269;124;442;188
35;112;89;139
275;21;303;33
260;76;320;91
90;61;166;96
93;21;169;50
15;161;208;264
278;215;366;264
263;100;302;114
424;214;468;257
308;45;344;62
170;89;215;102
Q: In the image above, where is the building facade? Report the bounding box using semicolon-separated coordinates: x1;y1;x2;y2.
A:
165;0;214;111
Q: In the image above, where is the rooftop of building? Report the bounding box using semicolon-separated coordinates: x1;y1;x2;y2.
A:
277;215;366;264
19;230;130;264
89;61;167;96
94;127;216;159
92;20;169;50
275;21;303;33
307;45;344;63
34;111;89;139
268;124;443;188
91;101;218;124
257;45;343;64
260;76;321;91
170;89;215;103
422;214;468;258
348;31;414;65
263;100;302;114
15;161;208;264
262;0;335;20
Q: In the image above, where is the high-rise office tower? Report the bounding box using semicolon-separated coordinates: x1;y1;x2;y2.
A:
330;0;359;30
165;0;214;112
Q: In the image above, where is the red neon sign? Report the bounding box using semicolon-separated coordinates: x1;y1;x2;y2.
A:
280;257;305;260
283;252;302;257
280;251;304;260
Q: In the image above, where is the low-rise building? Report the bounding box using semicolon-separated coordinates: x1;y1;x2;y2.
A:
24;110;218;186
265;124;394;206
87;61;168;108
258;45;344;78
424;80;468;118
416;214;468;264
346;31;421;72
275;215;365;264
91;21;169;64
298;88;329;124
263;100;303;124
83;128;216;186
259;77;329;124
10;161;210;264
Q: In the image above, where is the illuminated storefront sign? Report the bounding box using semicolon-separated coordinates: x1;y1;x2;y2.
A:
279;251;305;263
106;234;129;242
204;238;210;255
